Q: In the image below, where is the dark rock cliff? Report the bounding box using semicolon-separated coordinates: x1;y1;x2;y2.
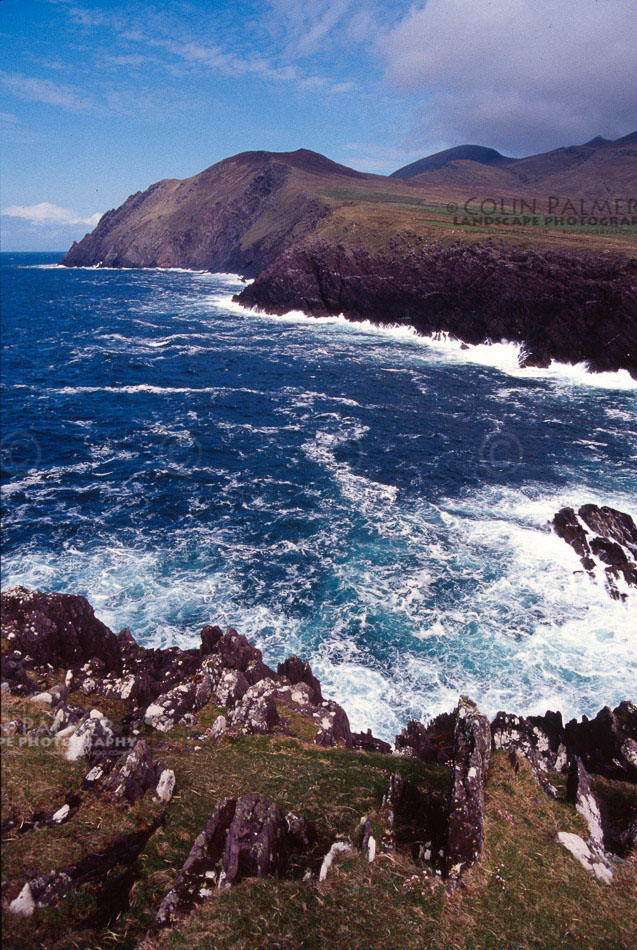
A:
237;239;637;374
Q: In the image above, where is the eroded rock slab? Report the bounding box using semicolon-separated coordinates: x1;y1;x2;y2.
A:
446;696;491;881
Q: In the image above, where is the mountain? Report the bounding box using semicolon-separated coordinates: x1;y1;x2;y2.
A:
61;135;637;375
397;132;637;199
391;145;514;179
62;149;372;276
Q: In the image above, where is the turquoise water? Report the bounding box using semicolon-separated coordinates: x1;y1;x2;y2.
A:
2;252;636;738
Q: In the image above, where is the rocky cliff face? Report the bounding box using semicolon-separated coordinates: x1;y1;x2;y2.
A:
61;150;341;276
237;239;637;374
61;145;637;374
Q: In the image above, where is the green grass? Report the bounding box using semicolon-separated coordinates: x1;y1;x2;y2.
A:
2;687;636;950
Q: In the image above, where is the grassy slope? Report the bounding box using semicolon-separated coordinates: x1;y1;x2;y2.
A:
2;680;636;950
68;146;637;270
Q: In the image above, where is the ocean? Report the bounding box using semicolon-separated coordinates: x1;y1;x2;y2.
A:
2;251;636;739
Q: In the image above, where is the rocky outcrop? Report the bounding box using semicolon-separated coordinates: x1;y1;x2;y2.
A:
277;655;323;704
1;587;121;674
446;697;492;881
238;239;637;375
150;794;315;933
553;504;637;598
492;703;637;785
395;712;455;764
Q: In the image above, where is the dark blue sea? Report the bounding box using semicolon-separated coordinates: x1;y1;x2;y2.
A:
2;252;636;737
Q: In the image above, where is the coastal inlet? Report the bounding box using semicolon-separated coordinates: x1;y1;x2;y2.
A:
1;253;636;739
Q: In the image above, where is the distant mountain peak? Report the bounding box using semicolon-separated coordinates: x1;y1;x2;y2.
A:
391;145;514;180
582;135;610;147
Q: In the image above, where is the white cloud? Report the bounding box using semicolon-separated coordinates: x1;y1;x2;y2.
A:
0;71;92;111
3;203;102;227
381;0;637;153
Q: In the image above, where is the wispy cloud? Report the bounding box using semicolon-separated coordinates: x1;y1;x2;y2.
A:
56;3;355;95
3;203;102;226
0;71;92;111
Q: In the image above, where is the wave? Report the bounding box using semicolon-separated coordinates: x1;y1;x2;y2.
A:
225;297;637;391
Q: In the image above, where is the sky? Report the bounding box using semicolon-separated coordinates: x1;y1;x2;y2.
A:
2;0;636;250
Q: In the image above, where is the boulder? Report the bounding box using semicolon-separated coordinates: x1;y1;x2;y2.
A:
221;794;290;886
215;669;249;707
277;655;323;703
64;710;122;762
102;739;161;804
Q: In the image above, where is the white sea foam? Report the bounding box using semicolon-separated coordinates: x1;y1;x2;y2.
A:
225;298;637;391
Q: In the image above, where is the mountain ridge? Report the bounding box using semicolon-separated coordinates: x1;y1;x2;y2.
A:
61;133;637;374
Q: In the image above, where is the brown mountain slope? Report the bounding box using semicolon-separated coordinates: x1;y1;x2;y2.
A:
62;149;375;276
405;133;637;203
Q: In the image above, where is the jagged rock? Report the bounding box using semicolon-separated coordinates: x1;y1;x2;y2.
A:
556;832;614;884
492;710;566;794
229;684;281;735
102;739;160;804
564;703;637;781
223;674;351;744
579;504;637;556
277;655;323;703
552;504;637;598
221;794;290;886
446;696;491;881
351;729;392;755
395;712;455;764
200;624;223;654
144;673;213;732
1;587;121;671
64;710;122;762
314;700;352;748
216;628;274;684
567;757;605;845
151;798;237;931
215;669;249;707
150;794;315;934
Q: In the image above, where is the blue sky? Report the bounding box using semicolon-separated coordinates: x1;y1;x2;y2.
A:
2;0;635;250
